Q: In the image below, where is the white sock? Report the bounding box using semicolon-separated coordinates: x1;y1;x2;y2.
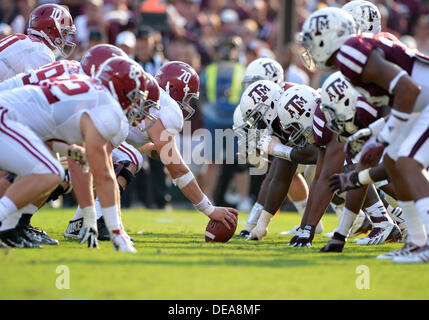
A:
331;203;344;219
95;198;103;220
398;200;427;246
0;196;18;222
364;200;393;223
336;207;358;237
72;206;84;221
415;197;429;235
247;202;263;225
0;211;21;231
292;199;307;217
21;204;38;215
101;205;121;232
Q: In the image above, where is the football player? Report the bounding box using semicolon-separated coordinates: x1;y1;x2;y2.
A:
0;44;147;246
0;57;147;252
300;7;429;262
124;61;239;229
318;72;404;252
0;3;76;81
235;58;318;238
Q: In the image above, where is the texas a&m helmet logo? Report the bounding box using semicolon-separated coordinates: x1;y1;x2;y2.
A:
325;78;349;102
283;94;308;119
262;62;278;78
361;4;379;23
247;83;270;104
309;14;329;36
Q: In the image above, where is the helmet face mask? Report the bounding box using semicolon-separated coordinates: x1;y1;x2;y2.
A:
282;122;312;148
180;91;199;120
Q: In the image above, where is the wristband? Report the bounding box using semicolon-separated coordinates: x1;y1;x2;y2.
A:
368;117;386;136
358;169;374;185
272;143;292;161
378;112;410;145
172;171;195;189
194;195;215;216
101;205;120;230
81;205;97;229
388;70;407;94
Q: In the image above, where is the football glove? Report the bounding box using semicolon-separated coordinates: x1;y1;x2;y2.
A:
328;170;362;194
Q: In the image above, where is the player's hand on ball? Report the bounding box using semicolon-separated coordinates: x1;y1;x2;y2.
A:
328;170;362;194
360;136;385;167
209;207;238;230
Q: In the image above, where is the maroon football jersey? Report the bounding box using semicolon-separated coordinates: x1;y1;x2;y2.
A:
336;32;417;107
355;96;380;128
283;81;296;91
312;103;333;147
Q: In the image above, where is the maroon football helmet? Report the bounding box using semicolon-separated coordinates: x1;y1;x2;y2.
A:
155;61;199;120
95;57;148;127
81;44;128;77
27;4;76;58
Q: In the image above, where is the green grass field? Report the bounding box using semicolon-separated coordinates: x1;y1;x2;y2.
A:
0;207;427;300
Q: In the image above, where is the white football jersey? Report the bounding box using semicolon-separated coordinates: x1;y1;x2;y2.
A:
0;74;128;145
0;33;55;81
0;60;83;91
126;87;183;147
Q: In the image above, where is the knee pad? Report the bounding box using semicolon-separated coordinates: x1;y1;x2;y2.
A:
4;172;17;183
114;161;134;193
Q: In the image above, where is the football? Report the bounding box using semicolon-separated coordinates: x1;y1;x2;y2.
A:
205;219;237;242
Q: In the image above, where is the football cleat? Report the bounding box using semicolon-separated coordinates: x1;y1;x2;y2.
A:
388;207;407;241
20;225;59;245
235;230;251;238
0;228;42;248
110;229;137;253
64;218;83;239
392;244;429;264
376;242;421;260
320;234;346;253
348;212;372;238
354;221;401;245
97;216;110;241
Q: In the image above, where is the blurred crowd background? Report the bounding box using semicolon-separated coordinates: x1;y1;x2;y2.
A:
1;0;429;211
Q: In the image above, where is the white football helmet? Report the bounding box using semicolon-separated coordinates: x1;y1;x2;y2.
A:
300;7;357;71
277;85;320;147
321;71;360;136
343;1;381;34
239;80;282;132
242;58;285;90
